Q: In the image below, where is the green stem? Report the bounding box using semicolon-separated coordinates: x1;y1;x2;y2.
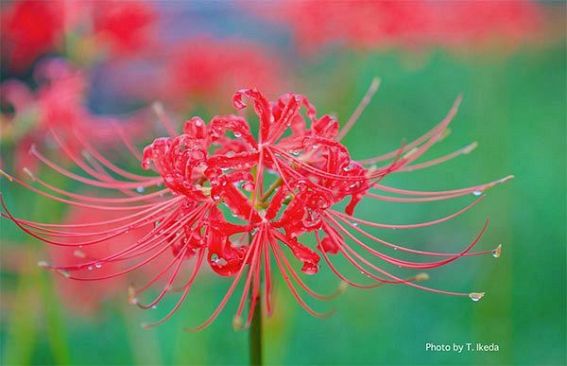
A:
249;290;262;366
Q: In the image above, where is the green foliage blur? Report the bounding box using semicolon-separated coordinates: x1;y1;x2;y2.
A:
1;5;565;366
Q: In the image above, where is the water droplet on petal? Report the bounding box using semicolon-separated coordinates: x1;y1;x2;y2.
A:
316;196;330;209
301;262;318;275
469;292;485;302
233;131;242;138
95;262;102;269
73;249;86;259
472;190;483;196
242;182;254;192
343;162;355;172
136;186;145;193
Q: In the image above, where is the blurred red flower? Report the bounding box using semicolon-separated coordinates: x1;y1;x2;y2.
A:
92;0;157;56
255;0;543;54
2;84;509;329
0;0;158;72
164;38;285;108
0;59;147;173
0;0;64;71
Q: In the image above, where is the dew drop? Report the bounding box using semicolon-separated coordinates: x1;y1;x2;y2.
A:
415;273;429;282
301;263;318;275
57;269;71;279
242;182;254;192
469;292;485;302
73;249;86;259
37;260;50;268
233;316;243;330
151;305;157;310
351;222;359;227
95;262;102;269
316;196;330;209
87;265;94;271
215;258;228;267
472;190;483;197
343;162;354;172
128;286;138;305
136;186;145;193
492;244;502;258
233;131;242;138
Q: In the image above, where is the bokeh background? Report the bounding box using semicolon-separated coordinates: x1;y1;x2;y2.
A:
0;1;565;365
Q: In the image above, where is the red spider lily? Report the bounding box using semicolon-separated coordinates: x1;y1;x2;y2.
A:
1;81;510;329
254;0;542;54
163;38;285;108
0;59;146;173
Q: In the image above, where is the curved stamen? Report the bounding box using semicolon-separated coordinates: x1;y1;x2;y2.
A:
330;196;484;230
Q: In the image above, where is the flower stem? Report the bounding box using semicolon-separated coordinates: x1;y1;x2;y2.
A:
249;290;262;366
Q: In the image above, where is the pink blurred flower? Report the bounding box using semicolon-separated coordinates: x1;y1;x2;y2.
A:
0;59;147;173
48;205;153;316
163;38;285;108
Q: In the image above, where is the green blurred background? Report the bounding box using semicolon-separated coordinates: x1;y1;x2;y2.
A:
1;2;565;366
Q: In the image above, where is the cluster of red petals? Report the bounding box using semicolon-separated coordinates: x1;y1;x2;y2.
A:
255;0;543;53
2;86;509;329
